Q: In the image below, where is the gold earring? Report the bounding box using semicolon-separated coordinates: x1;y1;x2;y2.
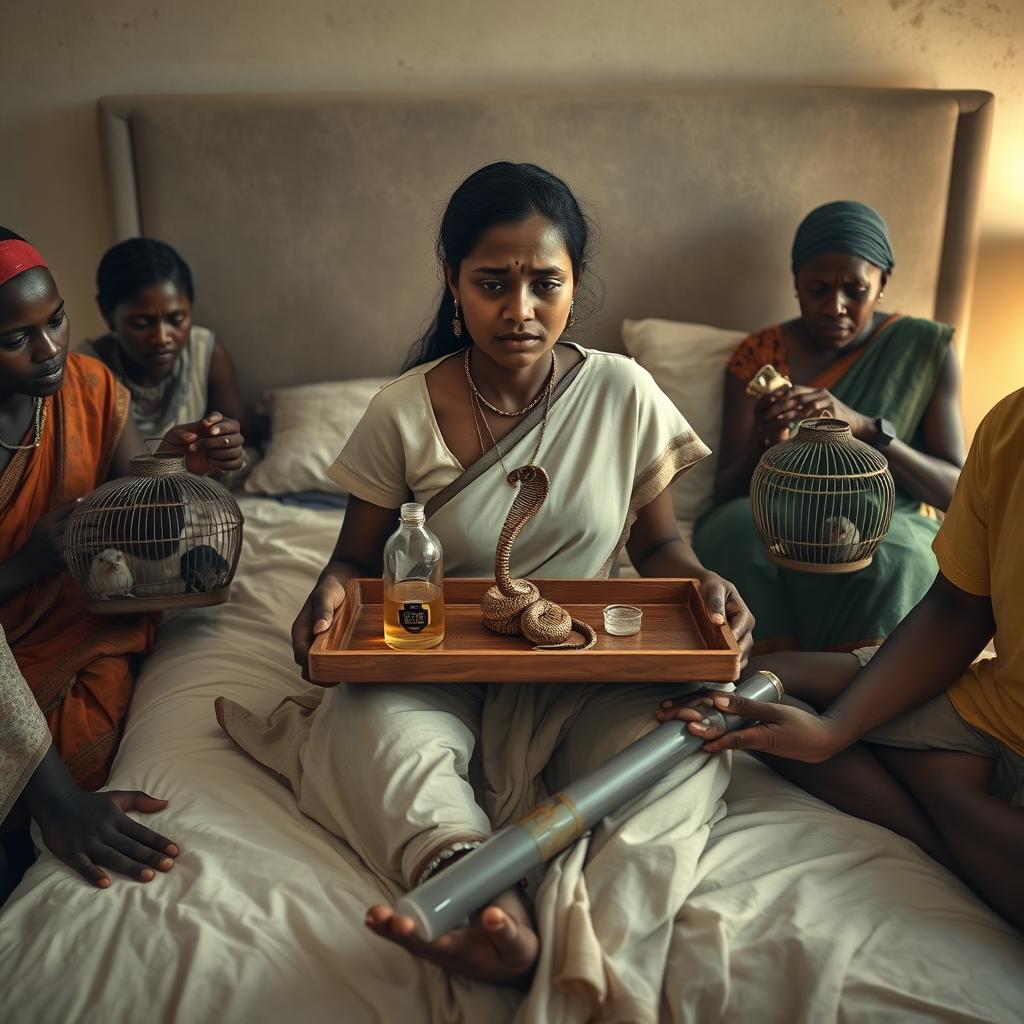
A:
452;299;462;338
567;300;576;329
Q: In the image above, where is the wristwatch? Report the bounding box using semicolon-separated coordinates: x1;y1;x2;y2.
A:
871;417;897;450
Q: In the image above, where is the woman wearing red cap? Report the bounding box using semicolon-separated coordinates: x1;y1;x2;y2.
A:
0;228;244;897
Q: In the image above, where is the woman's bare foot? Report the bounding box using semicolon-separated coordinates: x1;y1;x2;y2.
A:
365;887;539;988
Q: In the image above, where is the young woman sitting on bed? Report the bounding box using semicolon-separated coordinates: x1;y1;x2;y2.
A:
0;229;244;896
693;200;965;654
216;162;754;1004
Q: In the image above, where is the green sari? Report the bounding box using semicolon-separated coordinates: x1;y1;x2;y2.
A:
693;315;953;652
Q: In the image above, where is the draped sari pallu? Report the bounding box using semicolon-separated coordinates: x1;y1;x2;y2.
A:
0;355;155;792
694;315;954;653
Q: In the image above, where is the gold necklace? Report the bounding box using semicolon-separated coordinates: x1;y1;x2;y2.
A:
464;347;556;417
468;355;556;486
0;397;44;451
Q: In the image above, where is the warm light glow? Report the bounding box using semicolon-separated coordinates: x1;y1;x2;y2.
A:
963;240;1024;441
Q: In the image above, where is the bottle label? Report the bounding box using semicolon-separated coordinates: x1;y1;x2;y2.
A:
398;602;430;634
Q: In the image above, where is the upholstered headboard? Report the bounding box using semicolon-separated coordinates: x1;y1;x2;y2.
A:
99;88;991;408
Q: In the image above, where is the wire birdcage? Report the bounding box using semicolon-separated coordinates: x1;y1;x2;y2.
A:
65;450;244;613
751;417;895;573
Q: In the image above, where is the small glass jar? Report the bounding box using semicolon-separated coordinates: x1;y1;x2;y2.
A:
603;604;643;637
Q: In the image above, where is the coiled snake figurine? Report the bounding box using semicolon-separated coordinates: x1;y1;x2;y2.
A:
480;465;596;650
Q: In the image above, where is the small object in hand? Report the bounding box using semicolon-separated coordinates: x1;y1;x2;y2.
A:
179;545;229;593
87;548;135;599
746;363;792;398
603;604;643;636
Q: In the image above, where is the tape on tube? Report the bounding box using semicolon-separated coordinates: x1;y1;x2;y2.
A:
515;793;585;861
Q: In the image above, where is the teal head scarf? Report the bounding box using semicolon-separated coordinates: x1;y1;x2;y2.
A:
791;200;895;275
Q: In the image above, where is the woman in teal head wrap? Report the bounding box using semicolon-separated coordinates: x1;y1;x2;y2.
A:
693;200;965;652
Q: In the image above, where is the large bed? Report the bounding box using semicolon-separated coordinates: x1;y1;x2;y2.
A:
3;87;1023;1023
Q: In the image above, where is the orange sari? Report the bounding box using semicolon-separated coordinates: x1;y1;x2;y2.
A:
0;355;155;790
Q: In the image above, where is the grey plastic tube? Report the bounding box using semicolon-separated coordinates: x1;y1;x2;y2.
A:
395;670;784;940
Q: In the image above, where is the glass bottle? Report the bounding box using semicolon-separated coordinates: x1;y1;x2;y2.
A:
382;502;445;650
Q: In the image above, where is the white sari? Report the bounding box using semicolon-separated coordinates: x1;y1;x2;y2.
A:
218;345;728;1023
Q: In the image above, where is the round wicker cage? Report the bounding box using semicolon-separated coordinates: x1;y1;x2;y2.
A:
750;417;895;573
64;451;244;613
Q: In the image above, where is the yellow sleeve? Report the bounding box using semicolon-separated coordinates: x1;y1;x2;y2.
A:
932;415;991;597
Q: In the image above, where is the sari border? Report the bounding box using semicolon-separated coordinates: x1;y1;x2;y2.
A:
730;314;905;392
6;373;122;649
599;430;710;576
0;400;49;516
808;313;903;392
423;351;589;521
6;397;66;646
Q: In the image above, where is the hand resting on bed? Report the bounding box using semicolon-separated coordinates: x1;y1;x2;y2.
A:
22;746;179;889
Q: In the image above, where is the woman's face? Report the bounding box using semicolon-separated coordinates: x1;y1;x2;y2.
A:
0;268;70;399
448;212;575;372
108;280;192;381
794;252;888;350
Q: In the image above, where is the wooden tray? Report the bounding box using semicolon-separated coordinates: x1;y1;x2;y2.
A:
309;578;740;685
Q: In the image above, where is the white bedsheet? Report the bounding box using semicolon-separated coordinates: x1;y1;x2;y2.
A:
1;496;1022;1024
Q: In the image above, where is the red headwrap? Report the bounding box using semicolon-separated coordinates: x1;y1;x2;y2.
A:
0;239;48;287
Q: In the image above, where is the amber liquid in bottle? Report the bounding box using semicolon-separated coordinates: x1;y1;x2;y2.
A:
383;580;446;650
382;502;445;651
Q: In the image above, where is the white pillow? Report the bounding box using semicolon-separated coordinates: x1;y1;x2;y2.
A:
244;378;390;496
622;319;747;523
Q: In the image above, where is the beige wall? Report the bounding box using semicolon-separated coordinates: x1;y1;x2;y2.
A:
2;0;1022;427
961;239;1024;438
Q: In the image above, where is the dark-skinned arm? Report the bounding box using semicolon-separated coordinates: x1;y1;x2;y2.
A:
0;553;39;605
109;413;148;479
626;486;754;662
870;347;964;510
687;572;993;759
109;403;244;479
205;337;252;442
820;572;991;747
291;495;402;681
768;347;965;511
